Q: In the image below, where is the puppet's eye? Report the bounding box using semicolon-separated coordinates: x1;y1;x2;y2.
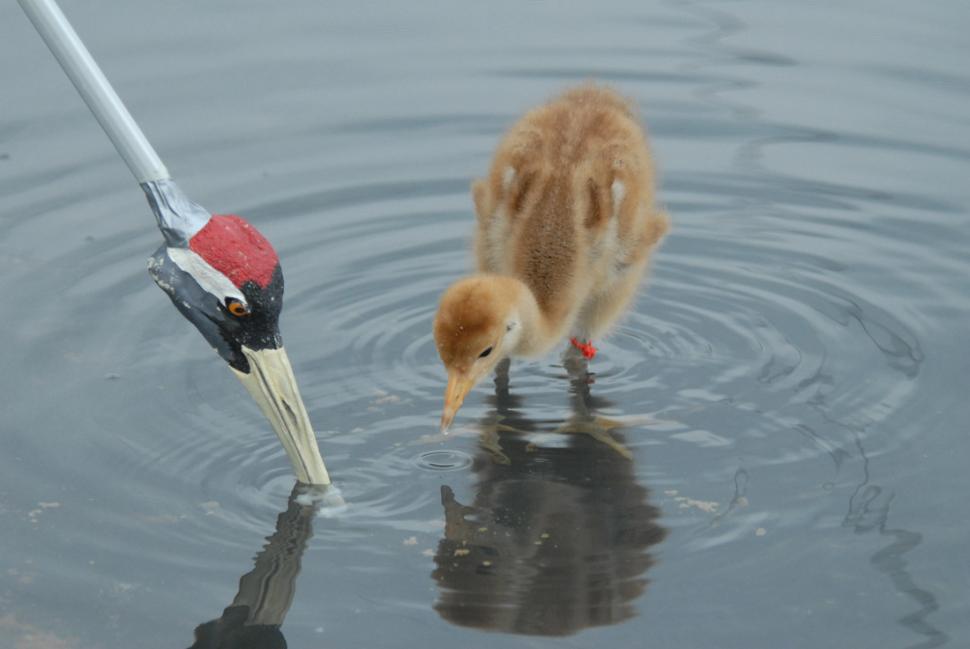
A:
479;346;493;358
226;298;250;317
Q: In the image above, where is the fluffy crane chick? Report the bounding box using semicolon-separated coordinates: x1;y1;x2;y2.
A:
434;85;669;430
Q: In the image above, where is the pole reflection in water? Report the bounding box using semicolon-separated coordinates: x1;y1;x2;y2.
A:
187;484;319;649
432;360;667;636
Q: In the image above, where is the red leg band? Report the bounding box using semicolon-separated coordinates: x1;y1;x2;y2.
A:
570;337;597;360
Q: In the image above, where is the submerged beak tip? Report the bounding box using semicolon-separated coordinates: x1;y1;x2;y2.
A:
439;406;455;433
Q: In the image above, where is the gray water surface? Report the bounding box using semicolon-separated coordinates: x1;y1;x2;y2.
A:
2;1;969;647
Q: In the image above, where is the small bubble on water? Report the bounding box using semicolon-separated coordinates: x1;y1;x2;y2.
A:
416;450;472;472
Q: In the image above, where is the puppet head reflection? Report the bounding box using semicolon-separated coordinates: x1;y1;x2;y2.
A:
432;367;667;635
188;484;319;649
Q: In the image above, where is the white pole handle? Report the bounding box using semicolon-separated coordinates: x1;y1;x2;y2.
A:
18;0;170;184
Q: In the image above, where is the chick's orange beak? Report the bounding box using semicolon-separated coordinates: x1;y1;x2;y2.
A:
441;371;474;432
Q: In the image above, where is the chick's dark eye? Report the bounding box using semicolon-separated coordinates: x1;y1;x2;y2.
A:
226;298;250;317
479;346;493;358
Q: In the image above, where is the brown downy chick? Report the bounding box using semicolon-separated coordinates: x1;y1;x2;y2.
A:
434;85;669;430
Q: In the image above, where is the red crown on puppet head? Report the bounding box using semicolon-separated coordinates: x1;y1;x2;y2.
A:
188;215;280;289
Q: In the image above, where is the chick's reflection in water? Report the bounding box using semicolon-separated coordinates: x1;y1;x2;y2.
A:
433;365;667;636
188;485;318;649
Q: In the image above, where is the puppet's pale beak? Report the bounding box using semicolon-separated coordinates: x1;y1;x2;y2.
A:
232;346;330;485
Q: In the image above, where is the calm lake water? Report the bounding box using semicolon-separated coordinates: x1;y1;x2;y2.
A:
2;0;969;647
